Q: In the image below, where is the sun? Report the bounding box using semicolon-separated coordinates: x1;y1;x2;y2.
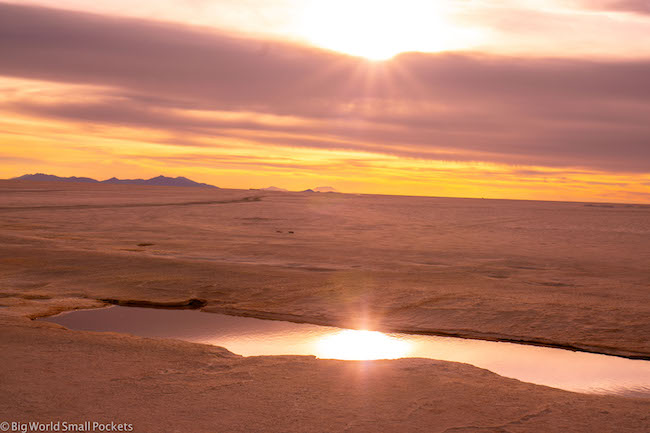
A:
297;0;482;60
315;330;412;360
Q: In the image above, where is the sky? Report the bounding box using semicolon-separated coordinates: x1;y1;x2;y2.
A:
1;0;649;202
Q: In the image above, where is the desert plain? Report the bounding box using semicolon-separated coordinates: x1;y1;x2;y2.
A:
1;179;649;432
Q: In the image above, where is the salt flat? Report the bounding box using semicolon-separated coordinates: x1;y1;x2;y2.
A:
1;180;648;357
2;315;649;433
0;179;649;432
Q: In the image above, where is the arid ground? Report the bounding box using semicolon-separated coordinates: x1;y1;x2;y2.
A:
1;180;649;432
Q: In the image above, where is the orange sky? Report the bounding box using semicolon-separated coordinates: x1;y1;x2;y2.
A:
1;1;650;203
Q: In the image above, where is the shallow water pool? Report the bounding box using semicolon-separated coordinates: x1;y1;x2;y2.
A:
41;306;650;398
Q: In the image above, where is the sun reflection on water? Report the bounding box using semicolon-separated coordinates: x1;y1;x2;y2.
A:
315;329;412;360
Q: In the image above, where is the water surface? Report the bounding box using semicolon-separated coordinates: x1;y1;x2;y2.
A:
42;306;650;398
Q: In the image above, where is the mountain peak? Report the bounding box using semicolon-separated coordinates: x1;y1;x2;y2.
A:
313;186;338;193
11;173;217;188
12;173;98;183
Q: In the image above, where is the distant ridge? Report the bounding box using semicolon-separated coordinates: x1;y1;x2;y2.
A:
313;186;338;193
12;173;98;183
12;173;217;188
101;175;216;188
258;186;340;193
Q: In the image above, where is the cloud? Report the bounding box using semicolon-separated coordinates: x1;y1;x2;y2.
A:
0;155;45;165
1;2;650;174
578;0;650;15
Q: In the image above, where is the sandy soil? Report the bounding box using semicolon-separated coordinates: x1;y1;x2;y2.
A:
1;180;648;358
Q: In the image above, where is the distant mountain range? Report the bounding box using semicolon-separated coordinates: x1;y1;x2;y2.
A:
11;174;341;192
259;186;289;192
11;173;217;188
311;186;338;193
301;186;339;193
257;185;340;193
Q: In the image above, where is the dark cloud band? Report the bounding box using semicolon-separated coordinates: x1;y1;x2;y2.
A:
1;2;649;173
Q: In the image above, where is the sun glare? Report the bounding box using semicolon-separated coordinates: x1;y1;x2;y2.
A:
297;0;483;60
316;330;412;360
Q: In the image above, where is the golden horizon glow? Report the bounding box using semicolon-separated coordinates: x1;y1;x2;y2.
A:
316;330;412;360
2;103;650;204
1;63;650;204
297;0;485;60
